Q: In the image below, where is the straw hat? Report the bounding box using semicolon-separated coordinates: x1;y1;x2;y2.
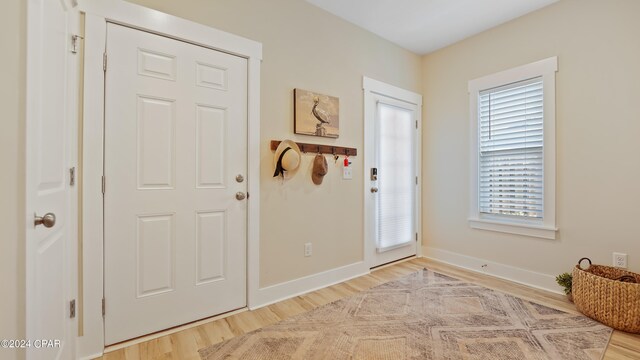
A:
311;154;328;185
273;140;301;177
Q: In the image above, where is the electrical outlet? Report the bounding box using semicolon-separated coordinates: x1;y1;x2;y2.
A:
304;243;312;257
613;253;628;268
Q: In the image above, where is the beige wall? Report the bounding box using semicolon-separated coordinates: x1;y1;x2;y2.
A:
422;0;640;280
0;0;26;359
125;0;422;286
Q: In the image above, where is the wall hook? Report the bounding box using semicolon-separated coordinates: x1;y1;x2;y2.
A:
269;140;357;157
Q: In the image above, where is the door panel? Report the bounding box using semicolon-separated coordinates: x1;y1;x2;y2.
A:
370;97;418;267
195;211;227;284
196;105;226;187
26;0;75;359
104;24;248;344
136;214;175;297
137;96;176;189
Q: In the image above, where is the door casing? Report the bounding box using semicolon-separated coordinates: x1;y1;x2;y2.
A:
78;1;262;357
363;76;423;269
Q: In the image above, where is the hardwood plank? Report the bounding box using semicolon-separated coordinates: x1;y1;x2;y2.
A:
168;329;200;360
100;349;126;360
95;258;640;359
200;317;235;344
267;298;308;319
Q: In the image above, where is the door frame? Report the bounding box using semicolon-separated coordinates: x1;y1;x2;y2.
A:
363;77;423;269
78;1;262;357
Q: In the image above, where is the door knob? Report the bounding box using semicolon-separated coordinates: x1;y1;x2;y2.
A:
370;187;379;193
236;174;244;183
34;213;56;228
235;192;246;201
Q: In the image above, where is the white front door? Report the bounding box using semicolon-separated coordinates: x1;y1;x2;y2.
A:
364;79;421;268
26;0;76;359
104;23;248;344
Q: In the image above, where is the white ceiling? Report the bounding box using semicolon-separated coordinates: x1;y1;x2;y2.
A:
305;0;558;54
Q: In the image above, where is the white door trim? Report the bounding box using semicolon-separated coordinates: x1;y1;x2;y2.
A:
78;1;262;358
362;77;423;269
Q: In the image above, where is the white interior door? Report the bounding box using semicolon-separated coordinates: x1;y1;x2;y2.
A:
364;79;421;268
104;24;248;344
26;0;76;359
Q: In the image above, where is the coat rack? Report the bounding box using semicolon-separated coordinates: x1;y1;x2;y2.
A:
270;140;357;156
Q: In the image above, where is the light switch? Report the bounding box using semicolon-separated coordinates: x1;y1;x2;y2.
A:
343;167;353;180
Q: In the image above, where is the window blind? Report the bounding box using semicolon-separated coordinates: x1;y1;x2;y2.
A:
479;77;543;219
376;102;415;252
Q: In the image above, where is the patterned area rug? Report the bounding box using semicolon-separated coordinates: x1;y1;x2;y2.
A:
199;269;612;360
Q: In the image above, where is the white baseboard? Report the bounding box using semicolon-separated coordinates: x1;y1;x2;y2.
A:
250;261;370;309
422;247;562;295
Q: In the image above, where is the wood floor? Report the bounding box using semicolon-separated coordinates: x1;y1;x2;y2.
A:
96;258;640;360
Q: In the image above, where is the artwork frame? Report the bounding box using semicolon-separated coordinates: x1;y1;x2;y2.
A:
294;88;339;138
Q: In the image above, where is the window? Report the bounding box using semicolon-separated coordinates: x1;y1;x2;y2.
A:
479;78;543;218
468;57;558;239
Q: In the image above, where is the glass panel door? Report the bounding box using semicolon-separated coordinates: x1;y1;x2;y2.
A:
375;102;416;253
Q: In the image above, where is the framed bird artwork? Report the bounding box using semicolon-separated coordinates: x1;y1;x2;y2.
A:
294;88;339;138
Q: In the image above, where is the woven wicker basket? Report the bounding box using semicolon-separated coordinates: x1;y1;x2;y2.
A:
572;258;640;333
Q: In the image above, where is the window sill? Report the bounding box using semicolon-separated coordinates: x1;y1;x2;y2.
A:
468;218;557;240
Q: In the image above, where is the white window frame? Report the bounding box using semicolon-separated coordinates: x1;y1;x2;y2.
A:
468;57;558;239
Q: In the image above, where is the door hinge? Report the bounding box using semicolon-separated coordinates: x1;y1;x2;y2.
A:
70;167;76;186
69;299;76;318
416;120;418;129
71;34;84;54
103;52;108;71
416;233;418;242
101;175;106;194
415;176;418;185
102;298;106;317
